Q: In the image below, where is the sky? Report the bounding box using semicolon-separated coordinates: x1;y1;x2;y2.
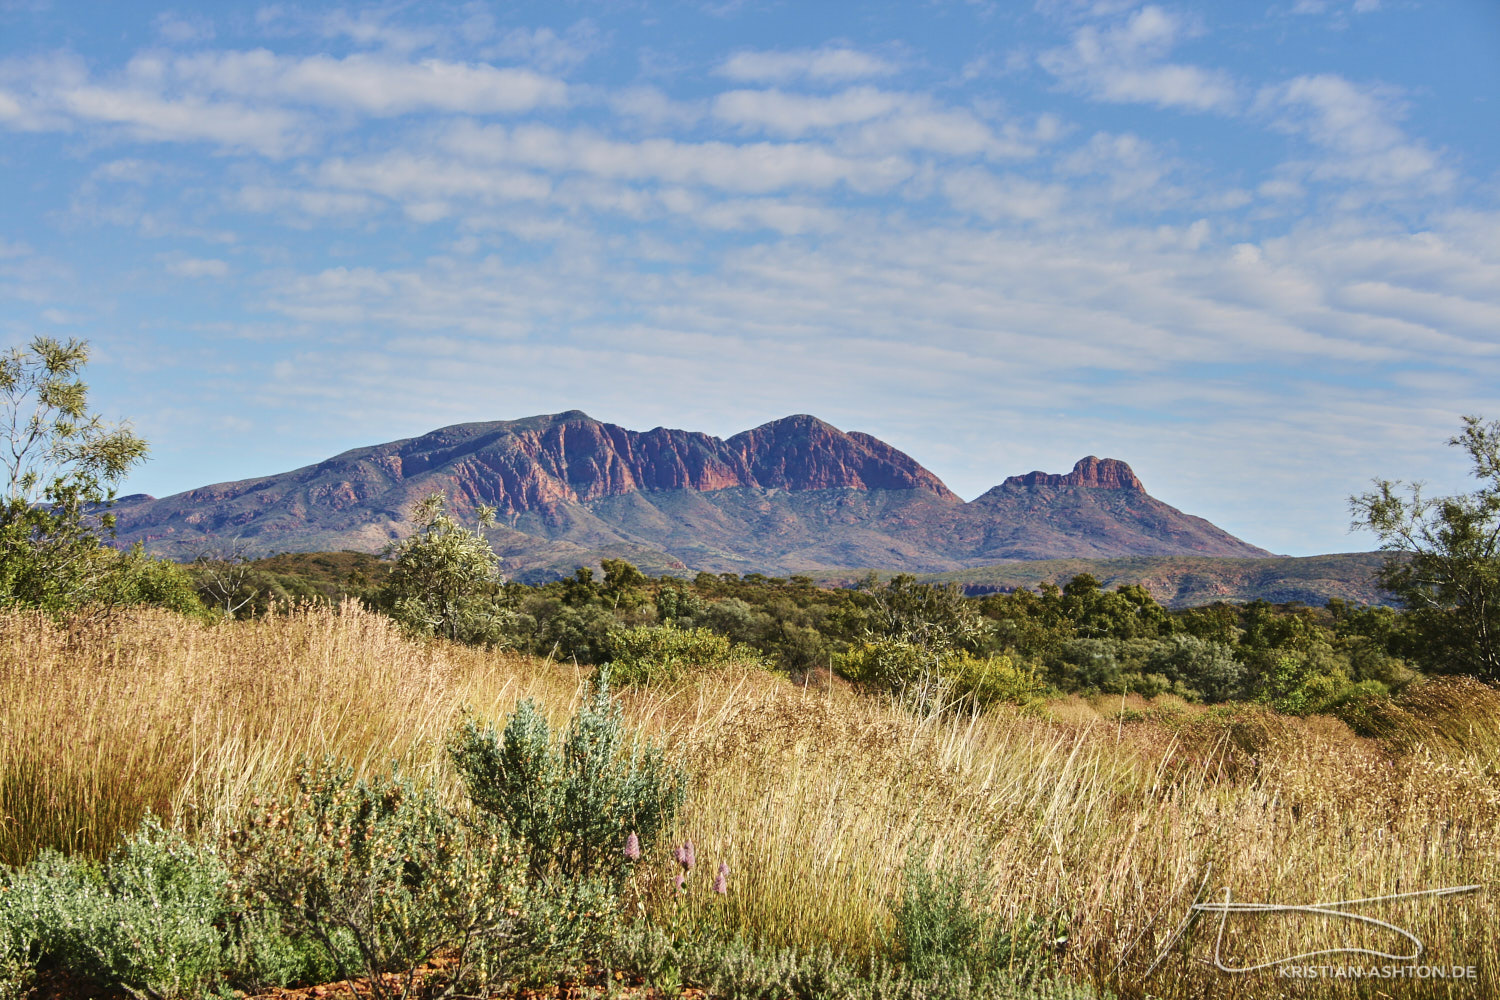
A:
2;0;1498;557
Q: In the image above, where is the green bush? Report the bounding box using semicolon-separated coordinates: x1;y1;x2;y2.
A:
837;644;1052;713
448;670;687;885
940;652;1051;708
606;622;751;685
0;337;149;615
834;639;935;694
93;545;209;618
0;816;230;1000
1145;635;1245;702
225;909;344;994
228;758;529;1000
893;852;1034;981
530;600;617;664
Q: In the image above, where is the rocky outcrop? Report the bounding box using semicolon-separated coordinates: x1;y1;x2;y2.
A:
1001;456;1144;490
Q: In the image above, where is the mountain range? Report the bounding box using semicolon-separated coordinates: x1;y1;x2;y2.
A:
112;411;1275;581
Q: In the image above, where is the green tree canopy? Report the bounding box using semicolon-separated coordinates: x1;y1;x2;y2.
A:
0;337;148;610
1350;415;1500;681
381;491;514;645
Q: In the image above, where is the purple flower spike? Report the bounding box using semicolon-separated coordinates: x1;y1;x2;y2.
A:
673;839;696;872
675;871;687;891
623;831;641;861
712;861;729;895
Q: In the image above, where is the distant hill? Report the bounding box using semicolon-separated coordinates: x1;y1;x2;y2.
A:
911;551;1397;609
113;410;1273;577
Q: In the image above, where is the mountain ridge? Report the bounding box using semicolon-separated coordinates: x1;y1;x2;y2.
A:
111;410;1272;575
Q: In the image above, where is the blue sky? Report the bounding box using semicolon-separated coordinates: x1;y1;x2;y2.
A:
2;0;1498;556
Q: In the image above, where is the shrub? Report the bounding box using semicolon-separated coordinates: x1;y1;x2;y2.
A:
448;670;687;885
531;601;616;664
0;337;149;614
834;639;935;695
847;575;987;654
227;758;529;1000
837;643;1051;713
1145;635;1245;702
1247;640;1357;714
606;622;750;685
893;851;1034;981
690;597;770;645
609;923;1095;1000
610;925;861;1000
940;652;1050;708
0;816;230;1000
225;909;343;994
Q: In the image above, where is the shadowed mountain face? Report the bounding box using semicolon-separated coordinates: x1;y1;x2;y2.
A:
111;411;1270;576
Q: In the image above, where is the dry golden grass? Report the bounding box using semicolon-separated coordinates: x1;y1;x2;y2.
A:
3;603;1498;999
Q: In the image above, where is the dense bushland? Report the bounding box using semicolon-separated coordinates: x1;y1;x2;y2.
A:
190;522;1416;719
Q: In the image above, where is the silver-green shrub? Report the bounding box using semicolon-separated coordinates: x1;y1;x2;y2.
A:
0;817;230;1000
447;669;687;884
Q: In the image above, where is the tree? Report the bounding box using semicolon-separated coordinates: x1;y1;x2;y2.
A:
848;573;986;654
191;536;260;617
1350;415;1500;681
381;491;514;645
0;337;148;610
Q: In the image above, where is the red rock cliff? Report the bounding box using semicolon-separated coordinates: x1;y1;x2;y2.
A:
1002;456;1144;490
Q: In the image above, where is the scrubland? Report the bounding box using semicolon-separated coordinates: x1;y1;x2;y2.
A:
3;603;1497;999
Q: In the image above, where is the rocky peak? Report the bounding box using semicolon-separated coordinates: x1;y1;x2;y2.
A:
726;415;958;498
1002;457;1144;491
354;412;957;511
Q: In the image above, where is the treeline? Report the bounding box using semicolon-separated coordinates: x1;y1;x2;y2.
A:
192;542;1419;717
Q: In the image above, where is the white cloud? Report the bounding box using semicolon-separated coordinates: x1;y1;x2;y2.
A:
55;84;304;156
1058;131;1184;204
485;23;602;73
439;122;914;194
1259;74;1453;192
316;155;552;206
167;256;229;278
233;185;380;220
0;52;305;154
169;50;568;116
942;170;1070;221
1038;5;1238;112
0;89;25;121
712;87;1042;160
313;9;441;54
717;46;896;84
605;86;704;127
91;158;171;184
1291;0;1381;15
154;12;214;44
712;87;905;135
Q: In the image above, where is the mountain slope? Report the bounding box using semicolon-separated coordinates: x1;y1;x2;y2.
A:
112;411;1271;575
